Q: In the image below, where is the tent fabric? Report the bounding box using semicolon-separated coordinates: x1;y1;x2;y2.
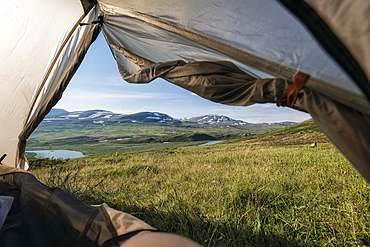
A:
16;6;101;170
0;0;94;168
0;166;154;247
282;0;370;102
99;0;370;113
123;60;290;106
301;0;370;102
6;2;100;168
99;0;370;114
0;0;87;168
80;0;97;14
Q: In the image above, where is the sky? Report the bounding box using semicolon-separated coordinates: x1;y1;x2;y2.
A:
55;33;311;123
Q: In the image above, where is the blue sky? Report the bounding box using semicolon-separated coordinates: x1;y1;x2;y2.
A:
55;33;311;123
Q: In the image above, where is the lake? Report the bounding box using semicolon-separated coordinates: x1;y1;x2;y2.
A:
198;140;225;146
25;150;86;159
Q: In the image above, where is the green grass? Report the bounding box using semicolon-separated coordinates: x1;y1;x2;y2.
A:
30;120;370;246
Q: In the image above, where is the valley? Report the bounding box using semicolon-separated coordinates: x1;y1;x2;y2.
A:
27;109;296;157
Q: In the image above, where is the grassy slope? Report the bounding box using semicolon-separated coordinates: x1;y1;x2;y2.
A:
31;120;370;246
238;118;328;146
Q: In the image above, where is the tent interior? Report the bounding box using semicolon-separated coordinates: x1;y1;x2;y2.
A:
1;0;370;246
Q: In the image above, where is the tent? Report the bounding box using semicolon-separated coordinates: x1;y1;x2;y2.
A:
1;0;370;246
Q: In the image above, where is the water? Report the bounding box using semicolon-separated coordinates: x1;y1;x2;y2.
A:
198;140;225;146
25;150;86;159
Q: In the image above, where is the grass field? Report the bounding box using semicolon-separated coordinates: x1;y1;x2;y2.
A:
30;120;370;246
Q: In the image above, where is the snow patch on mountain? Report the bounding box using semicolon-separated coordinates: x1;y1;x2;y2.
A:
79;112;110;119
145;112;179;123
146;116;161;120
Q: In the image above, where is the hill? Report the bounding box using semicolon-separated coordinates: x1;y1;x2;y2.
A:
240;118;329;146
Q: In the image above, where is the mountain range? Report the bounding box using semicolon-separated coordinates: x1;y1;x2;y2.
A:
45;108;296;127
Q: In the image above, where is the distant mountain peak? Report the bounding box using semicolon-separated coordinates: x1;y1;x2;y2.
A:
47;108;69;116
179;114;248;125
76;110;115;120
45;109;116;121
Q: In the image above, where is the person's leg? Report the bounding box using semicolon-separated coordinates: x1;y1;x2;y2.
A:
121;231;203;247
